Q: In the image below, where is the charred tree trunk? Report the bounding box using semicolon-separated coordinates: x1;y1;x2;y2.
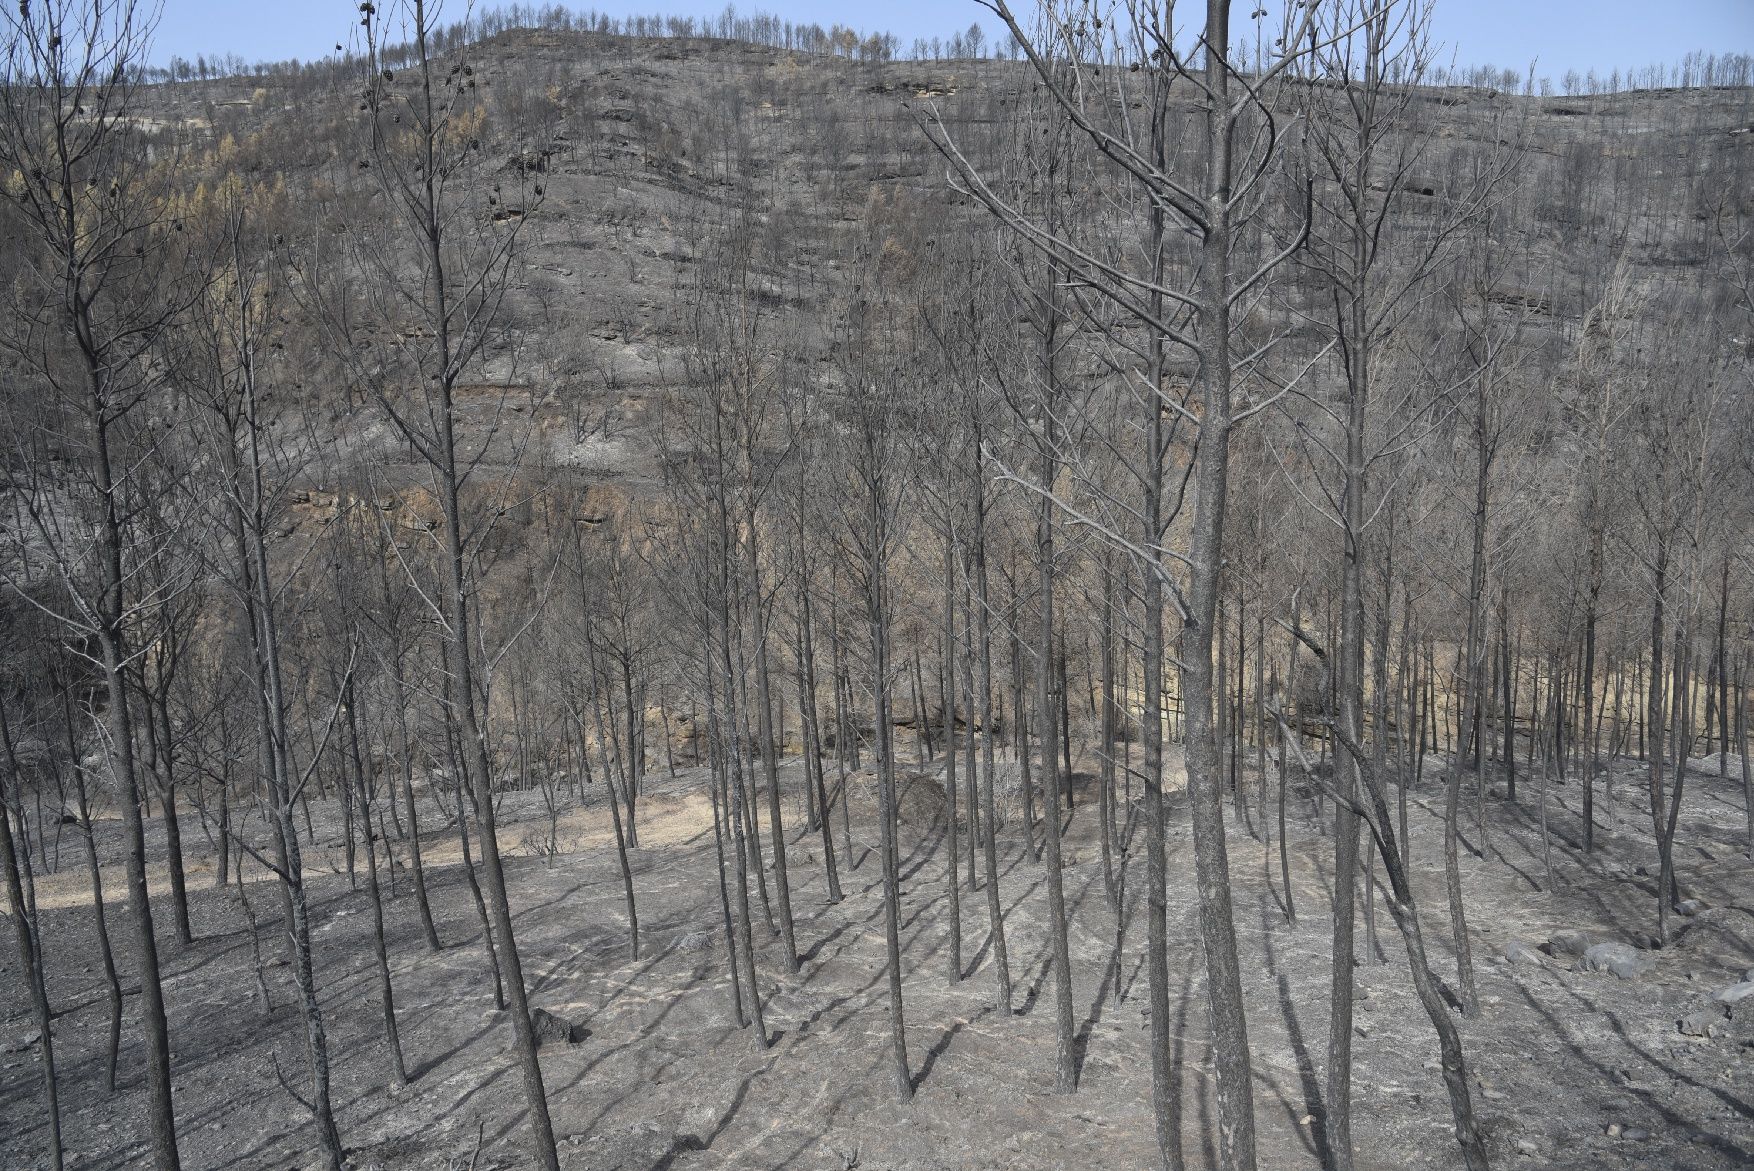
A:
943;525;963;983
796;594;842;903
0;703;62;1171
346;683;408;1087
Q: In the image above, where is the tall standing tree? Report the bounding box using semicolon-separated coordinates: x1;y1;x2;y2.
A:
180;184;347;1171
1291;4;1507;1163
0;677;61;1170
0;3;192;1165
314;3;560;1164
931;2;1328;1162
831;218;920;1101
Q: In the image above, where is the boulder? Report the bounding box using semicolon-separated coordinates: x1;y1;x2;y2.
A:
1715;982;1754;1007
530;1007;581;1049
1581;942;1654;980
1502;940;1546;968
1677;1006;1729;1037
1544;929;1597;958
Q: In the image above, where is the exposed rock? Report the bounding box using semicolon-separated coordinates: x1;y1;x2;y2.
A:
1502;940;1546;967
1677;1006;1728;1037
675;930;715;953
1714;981;1754;1006
530;1007;582;1048
1677;898;1705;916
1581;942;1654;980
2;1030;41;1054
1544;929;1597;957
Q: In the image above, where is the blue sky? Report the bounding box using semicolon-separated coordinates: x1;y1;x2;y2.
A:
150;0;1754;82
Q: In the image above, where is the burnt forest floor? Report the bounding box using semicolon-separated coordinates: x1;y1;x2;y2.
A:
2;743;1751;1170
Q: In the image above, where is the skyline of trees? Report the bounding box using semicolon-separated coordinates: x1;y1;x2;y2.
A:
138;1;1754;99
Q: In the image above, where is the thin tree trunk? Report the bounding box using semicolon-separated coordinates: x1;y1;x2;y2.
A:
587;660;641;961
963;582;981;895
0;704;62;1171
63;708;124;1091
444;661;506;1013
1735;655;1751;858
730;615;775;937
347;684;408;1086
1279;607;1300;928
971;467;1012;1014
1445;409;1490;1017
868;495;911;1101
1500;592;1516;802
797;594;842;903
1014;631;1039;862
148;685;194;946
943;524;962;983
1714;560;1729;776
830;583;858;871
703;643;747;1027
1061;644;1076;812
1647;555;1670;944
913;653;933;763
620;648;643;845
754;631;798;970
1035;429;1077;1093
715;486;769;1050
1100;555;1117;909
1659;624;1691;940
1399;597;1415;881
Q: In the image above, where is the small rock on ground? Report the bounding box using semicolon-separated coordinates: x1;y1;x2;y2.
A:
1678;1006;1729;1037
1503;940;1546;967
1581;942;1654;980
1714;981;1754;1005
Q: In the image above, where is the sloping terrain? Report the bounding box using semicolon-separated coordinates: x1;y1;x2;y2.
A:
133;31;1754;498
3;750;1748;1169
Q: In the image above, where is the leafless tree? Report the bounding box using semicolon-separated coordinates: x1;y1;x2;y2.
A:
928;2;1330;1161
0;3;198;1163
309;1;561;1163
830;229;919;1101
